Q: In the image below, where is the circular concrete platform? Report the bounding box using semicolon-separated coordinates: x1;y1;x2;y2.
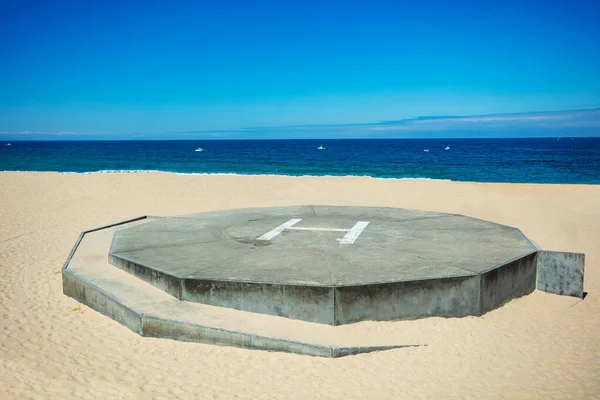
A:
108;206;539;325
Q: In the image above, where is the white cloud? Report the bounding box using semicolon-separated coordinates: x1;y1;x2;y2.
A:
364;109;600;132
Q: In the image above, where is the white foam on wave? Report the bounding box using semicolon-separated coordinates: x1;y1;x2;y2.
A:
2;169;452;182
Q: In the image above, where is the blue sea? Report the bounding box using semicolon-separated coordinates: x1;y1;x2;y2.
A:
1;138;600;183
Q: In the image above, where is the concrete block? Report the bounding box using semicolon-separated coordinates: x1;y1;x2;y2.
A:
537;251;585;298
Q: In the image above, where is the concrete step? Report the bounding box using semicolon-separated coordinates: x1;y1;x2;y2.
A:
62;218;420;357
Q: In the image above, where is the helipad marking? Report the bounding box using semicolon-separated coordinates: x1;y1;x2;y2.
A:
257;218;302;240
339;221;370;244
257;219;370;244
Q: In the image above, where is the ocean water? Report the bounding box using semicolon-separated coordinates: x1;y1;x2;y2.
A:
1;138;599;183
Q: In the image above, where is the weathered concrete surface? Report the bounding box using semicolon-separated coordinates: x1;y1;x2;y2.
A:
108;206;540;324
62;209;587;355
108;253;182;299
537;250;585;298
109;207;537;285
335;275;481;325
62;220;418;357
479;252;538;314
182;280;336;325
63;269;143;334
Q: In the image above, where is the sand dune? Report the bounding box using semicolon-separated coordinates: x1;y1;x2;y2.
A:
1;172;599;399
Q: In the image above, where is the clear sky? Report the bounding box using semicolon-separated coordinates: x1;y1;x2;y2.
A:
1;0;599;139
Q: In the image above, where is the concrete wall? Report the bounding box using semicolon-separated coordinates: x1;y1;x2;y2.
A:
142;315;334;357
63;267;407;357
182;279;336;325
537;251;585;298
62;269;143;335
479;252;537;314
109;254;182;299
63;268;404;357
108;249;586;326
334;275;481;325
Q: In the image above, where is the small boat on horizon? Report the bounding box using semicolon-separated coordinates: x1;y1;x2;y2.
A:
317;144;326;150
5;143;10;146
424;149;430;152
194;147;203;152
445;146;451;150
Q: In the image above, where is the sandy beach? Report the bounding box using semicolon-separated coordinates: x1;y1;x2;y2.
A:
1;171;599;399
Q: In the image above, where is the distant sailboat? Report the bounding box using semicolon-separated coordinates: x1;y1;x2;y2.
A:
317;144;326;150
444;146;450;150
423;149;430;152
194;147;203;152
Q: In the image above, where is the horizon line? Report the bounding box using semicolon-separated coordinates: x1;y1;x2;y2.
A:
4;136;600;142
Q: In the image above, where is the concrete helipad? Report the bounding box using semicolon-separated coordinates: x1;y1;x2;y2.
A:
62;206;585;355
106;206;583;325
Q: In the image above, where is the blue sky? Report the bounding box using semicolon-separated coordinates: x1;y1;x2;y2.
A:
1;0;599;139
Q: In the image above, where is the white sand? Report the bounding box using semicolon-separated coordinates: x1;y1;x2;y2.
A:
1;172;599;399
